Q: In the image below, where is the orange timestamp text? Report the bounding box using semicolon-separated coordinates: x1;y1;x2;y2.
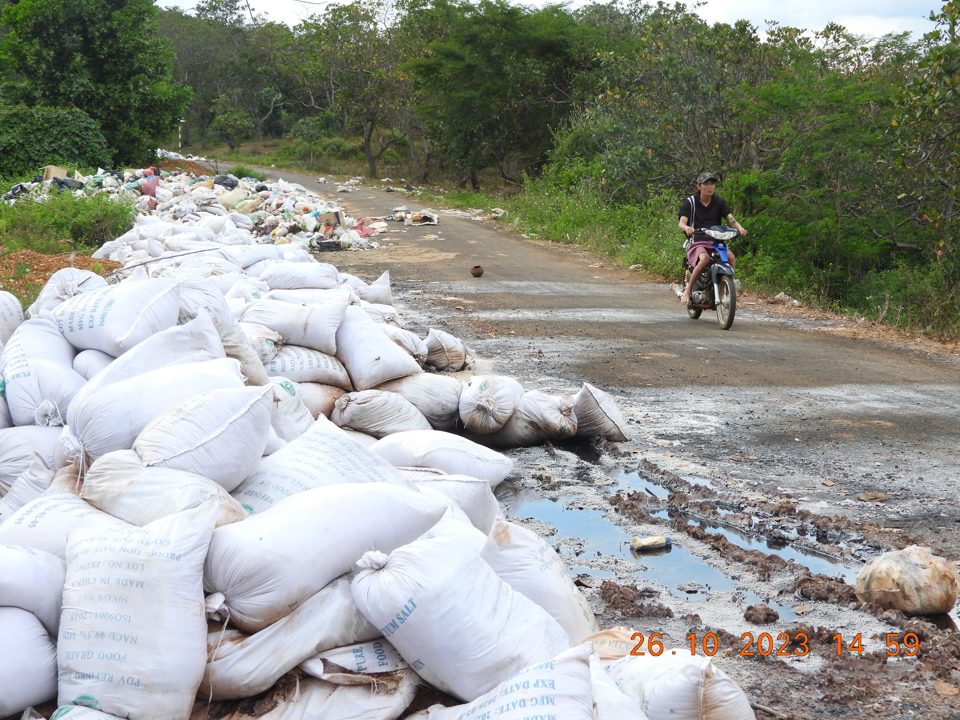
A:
629;631;921;658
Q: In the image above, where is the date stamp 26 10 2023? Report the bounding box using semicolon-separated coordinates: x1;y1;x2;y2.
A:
629;631;922;659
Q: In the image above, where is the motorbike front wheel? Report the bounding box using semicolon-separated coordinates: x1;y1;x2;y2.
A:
716;275;736;329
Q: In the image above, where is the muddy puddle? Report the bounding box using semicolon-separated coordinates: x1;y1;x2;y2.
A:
500;486;797;619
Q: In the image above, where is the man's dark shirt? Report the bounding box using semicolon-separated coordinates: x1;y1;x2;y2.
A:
678;194;732;229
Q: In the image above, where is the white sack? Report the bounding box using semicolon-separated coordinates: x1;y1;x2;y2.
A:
73;349;115;380
225;277;269;302
295;382;345;418
242;292;349;355
179;278;234;333
0;426;60;493
591;655;650;720
202;577;378;700
258;261;340;289
267;287;354;305
0;455;54;521
482;518;598;643
855;545;960;615
342;428;379;448
376;374;462;430
424;328;468;371
2;315;85;426
57;503;217;720
371;430;513;488
351;521;570;701
219;321;270;386
301;638;406;681
0;290;25;343
604;651;755;720
359;301;402;327
240;322;282;363
378;323;428;365
335;306;422;391
206;483;447;633
362;270;393;305
0;377;10;429
66;357;244;463
265;345;352;388
27;269;107;319
0;607;57;717
475;390;578;448
133;386;273;491
410;474;500;535
215;673;418;720
52;278;181;356
0;493;128;559
331;390;431;438
268;377;316;441
408;644;594;720
232;416;405;514
72;312;224;401
83;450;247;528
0;544;66;636
574;382;629;442
458;375;524;434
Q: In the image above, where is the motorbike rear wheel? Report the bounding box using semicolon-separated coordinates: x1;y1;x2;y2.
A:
716;275;736;329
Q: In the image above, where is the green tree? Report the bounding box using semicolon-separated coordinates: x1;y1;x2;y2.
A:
0;0;190;165
405;0;589;188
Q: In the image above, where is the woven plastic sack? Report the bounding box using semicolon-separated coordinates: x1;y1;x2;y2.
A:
458;375;524;434
258;261;340;290
371;430;513;488
206;483;447;633
57;503;217;719
231;415;406;514
52;278;181;356
83;450;247;528
351;519;570;702
408;644;594;720
335;306;421;391
26;269;106;321
376;374;462;430
0;493;128;559
265;345;353;388
242;291;349;355
0;607;57;716
424;328;468;371
133;386;273;491
331;390;431;438
573;382;629;441
0;426;60;494
481;518;598;642
0;289;25;343
202;577;378;700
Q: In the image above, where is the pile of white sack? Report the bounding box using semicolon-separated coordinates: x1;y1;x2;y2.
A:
4;165;378;251
0;176;755;720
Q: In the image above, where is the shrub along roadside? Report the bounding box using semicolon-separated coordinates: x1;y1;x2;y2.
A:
0;189;134;306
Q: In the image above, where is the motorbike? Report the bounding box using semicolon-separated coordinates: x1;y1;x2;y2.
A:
678;225;738;330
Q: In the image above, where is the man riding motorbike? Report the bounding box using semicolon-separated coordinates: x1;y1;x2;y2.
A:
678;172;747;306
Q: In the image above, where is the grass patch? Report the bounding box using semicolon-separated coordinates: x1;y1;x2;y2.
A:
228;164;267;181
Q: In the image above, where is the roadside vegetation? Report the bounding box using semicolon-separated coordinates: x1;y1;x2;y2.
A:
1;0;958;336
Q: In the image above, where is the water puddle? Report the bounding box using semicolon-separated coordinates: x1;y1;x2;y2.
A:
614;470;670;499
692;521;861;584
506;496;795;619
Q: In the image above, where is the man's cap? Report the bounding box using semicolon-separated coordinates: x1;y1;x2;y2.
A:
697;171;720;184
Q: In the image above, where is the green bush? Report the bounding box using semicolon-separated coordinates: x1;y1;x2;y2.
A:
0;192;135;252
317;137;364;161
0;105;111;178
229;165;266;181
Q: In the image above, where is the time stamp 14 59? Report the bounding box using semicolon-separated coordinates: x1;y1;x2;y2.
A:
629;631;922;658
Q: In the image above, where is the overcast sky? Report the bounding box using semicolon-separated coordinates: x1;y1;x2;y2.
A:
159;0;941;39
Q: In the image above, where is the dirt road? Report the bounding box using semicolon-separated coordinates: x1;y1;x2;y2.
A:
279;171;960;717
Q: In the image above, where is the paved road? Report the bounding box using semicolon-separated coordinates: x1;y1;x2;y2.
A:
251;169;960;717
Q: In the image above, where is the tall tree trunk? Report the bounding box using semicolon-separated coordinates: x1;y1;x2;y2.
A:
361;121;378;179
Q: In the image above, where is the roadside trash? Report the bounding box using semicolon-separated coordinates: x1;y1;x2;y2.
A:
630;535;672;552
406;209;439;226
855;545;959;615
41;165;67;181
